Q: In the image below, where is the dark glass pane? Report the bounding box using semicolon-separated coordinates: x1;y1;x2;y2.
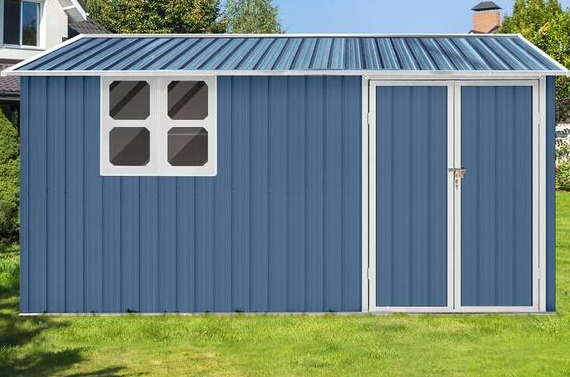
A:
109;81;150;120
168;127;208;166
3;0;20;45
22;1;38;46
168;81;208;120
110;127;150;166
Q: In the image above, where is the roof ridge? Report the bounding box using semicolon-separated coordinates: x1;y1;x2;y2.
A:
78;33;522;39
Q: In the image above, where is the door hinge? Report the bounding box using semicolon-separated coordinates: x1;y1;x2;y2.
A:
367;112;371;126
367;268;370;280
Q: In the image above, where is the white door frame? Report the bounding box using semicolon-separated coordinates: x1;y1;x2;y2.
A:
362;78;546;313
365;80;455;313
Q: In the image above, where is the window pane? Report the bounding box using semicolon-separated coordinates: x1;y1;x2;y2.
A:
110;81;150;120
3;0;20;45
22;1;38;46
110;127;150;166
168;127;208;166
168;81;208;120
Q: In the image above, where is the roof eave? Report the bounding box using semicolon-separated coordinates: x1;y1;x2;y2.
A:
4;69;568;78
58;0;88;22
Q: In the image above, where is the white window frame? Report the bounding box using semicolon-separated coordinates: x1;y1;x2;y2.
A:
1;0;43;48
100;76;217;177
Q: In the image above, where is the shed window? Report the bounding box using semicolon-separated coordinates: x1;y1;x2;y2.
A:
110;81;150;120
110;127;150;166
168;127;208;166
101;76;216;176
168;81;208;120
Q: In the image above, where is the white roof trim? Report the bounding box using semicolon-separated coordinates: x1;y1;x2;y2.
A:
58;0;87;23
3;70;568;78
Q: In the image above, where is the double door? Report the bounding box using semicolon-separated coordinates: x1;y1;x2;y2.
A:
368;80;541;312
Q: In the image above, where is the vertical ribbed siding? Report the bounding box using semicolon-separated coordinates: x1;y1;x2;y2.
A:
461;86;533;307
20;75;362;313
375;86;448;307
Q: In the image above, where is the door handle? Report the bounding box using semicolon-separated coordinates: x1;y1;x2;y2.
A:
448;167;466;189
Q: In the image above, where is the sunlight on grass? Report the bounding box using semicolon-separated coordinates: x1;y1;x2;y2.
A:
1;194;570;376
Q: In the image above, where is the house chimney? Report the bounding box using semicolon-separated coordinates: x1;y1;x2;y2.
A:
471;1;502;33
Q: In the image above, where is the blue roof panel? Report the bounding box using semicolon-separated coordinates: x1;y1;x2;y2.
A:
13;34;566;73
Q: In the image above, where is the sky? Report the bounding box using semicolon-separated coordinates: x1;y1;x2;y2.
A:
273;0;570;33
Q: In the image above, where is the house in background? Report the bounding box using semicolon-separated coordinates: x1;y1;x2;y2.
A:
0;0;107;130
470;1;502;34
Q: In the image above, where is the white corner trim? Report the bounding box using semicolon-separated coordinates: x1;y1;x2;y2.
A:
361;75;370;312
539;77;548;312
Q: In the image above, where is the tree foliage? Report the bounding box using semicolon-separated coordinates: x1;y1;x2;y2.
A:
85;0;225;34
500;0;570;122
223;0;282;34
0;110;19;240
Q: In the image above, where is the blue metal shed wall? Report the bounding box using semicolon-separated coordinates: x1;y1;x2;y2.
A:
19;75;363;313
547;76;556;312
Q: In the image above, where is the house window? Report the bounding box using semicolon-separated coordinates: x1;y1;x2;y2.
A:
101;77;217;176
3;0;40;47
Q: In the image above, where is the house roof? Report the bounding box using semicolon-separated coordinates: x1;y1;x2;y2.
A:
472;1;502;11
3;34;567;76
68;19;110;38
0;76;19;96
469;25;500;34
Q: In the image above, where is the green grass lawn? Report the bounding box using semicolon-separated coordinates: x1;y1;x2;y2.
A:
1;195;570;377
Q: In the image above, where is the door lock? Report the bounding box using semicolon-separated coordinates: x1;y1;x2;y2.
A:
449;167;467;189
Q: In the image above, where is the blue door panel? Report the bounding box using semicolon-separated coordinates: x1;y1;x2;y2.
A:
376;86;448;307
461;86;533;307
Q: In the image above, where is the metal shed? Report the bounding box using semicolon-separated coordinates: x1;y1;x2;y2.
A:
3;33;567;314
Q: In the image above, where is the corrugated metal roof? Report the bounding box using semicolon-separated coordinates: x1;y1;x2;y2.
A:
8;34;567;73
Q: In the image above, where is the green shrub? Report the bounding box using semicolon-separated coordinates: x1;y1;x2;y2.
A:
0;110;19;240
557;142;570;163
557;163;570;191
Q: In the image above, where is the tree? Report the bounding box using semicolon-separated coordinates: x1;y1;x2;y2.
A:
500;0;570;122
222;0;282;34
84;0;225;34
0;110;19;240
